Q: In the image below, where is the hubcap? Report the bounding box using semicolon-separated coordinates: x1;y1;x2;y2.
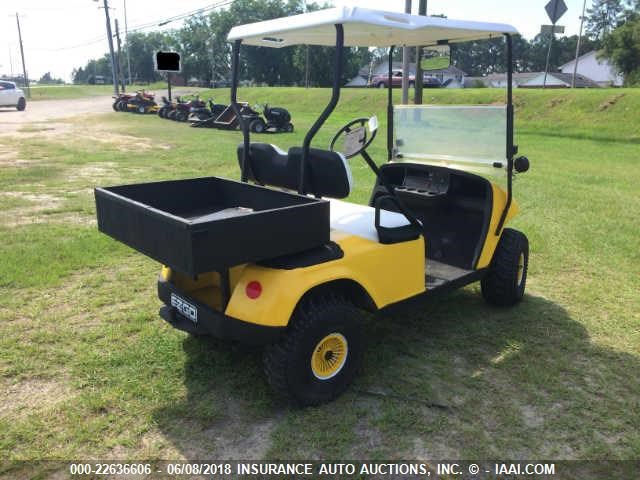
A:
310;333;348;380
517;252;525;285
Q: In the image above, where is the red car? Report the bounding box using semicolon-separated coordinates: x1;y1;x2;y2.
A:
369;69;415;88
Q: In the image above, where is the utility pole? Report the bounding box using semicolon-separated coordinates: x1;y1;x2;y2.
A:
95;0;119;95
414;0;427;105
8;47;14;77
15;13;30;98
401;0;412;104
302;0;309;88
115;19;125;92
572;0;587;88
123;0;132;85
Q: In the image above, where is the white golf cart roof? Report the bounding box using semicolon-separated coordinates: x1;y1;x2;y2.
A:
227;6;518;47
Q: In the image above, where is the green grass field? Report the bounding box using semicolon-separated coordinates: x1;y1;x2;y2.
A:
26;82;167;101
0;87;639;473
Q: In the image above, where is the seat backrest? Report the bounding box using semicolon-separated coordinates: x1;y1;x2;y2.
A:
237;143;352;199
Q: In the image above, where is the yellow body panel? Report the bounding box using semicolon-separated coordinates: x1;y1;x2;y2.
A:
476;182;519;269
224;231;425;327
164;179;519;328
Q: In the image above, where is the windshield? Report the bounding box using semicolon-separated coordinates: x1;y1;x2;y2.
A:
394;105;507;178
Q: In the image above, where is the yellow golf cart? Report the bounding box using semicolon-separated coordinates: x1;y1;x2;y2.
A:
95;7;530;405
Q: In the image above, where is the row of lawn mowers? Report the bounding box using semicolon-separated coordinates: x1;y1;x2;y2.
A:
112;91;293;133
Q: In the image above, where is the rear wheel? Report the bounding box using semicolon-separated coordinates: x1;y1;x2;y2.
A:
137;105;146;114
16;97;26;111
263;294;364;406
481;228;529;306
112;100;120;112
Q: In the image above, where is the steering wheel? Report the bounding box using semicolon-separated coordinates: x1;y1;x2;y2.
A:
330;117;378;159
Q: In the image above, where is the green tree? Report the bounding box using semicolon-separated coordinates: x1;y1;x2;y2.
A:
125;31;177;83
602;12;640;84
586;0;633;39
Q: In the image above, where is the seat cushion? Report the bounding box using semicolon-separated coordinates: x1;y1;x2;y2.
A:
237;143;352;199
329;198;411;242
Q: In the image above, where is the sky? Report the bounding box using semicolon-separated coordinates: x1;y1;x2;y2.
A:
0;0;589;82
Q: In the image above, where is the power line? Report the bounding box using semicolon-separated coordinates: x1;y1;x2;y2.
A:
38;0;235;53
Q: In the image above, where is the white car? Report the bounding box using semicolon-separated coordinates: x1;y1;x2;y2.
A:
0;81;27;111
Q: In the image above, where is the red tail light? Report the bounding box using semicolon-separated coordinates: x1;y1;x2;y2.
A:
245;281;262;299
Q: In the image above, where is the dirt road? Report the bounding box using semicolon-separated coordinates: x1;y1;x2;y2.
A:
0;96;114;134
0;88;204;134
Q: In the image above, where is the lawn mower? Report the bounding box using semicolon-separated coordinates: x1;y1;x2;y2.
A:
190;101;259;129
112;93;134;112
95;7;530;406
157;96;172;118
188;97;217;121
249;104;294;133
117;90;159;114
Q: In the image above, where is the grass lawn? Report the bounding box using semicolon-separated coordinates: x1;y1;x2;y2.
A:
26;82;168;101
0;87;639;472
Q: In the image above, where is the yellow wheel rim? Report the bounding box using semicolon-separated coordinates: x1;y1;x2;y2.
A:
310;333;348;380
517;252;525;285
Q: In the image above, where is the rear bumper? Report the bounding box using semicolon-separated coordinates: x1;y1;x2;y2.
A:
157;279;284;345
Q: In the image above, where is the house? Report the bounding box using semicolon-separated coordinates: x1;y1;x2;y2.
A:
519;72;601;88
425;66;466;87
464;71;600;88
560;50;623;87
345;61;466;88
464;72;540;88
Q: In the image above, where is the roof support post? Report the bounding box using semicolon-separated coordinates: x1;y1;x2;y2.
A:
230;39;251;183
298;24;344;195
387;46;395;162
495;33;515;235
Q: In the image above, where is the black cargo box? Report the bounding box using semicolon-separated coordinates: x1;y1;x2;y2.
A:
95;177;330;276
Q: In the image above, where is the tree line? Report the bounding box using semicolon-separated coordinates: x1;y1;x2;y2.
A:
72;0;639;87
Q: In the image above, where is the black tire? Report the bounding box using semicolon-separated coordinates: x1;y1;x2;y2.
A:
176;111;188;122
263;293;364;406
481;228;529;306
284;123;294;133
137;105;146;114
167;110;177;121
16;97;26;111
117;101;127;112
377;82;385;89
112;100;120;112
158;107;167;118
250;119;266;133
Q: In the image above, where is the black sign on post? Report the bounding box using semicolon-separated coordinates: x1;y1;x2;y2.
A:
155;51;181;102
545;0;568;25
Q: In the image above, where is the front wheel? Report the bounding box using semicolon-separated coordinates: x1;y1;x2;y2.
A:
16;97;26;111
481;228;529;306
263;294;364;406
250;118;266;133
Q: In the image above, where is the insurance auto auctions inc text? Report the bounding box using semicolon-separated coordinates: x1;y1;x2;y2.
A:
238;463;429;476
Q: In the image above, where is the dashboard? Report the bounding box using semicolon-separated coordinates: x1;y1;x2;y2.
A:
394;169;450;196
